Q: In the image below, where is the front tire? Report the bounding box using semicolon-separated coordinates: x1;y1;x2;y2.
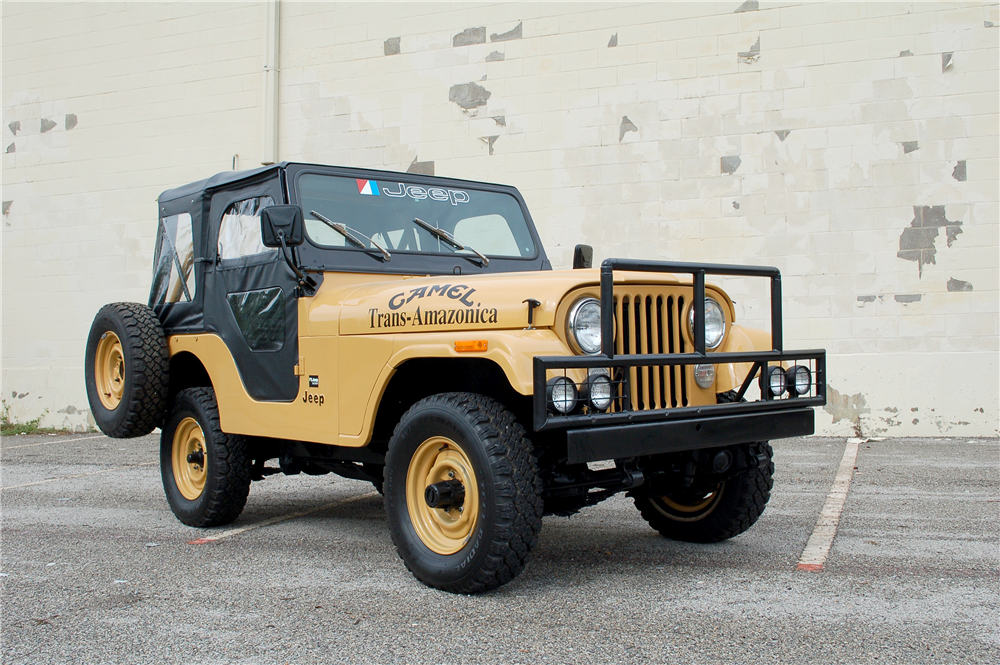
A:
633;442;774;543
384;393;543;593
160;388;251;527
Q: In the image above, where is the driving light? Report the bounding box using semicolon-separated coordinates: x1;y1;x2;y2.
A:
694;363;716;389
786;365;811;396
567;298;602;355
766;366;787;397
688;298;726;350
583;370;613;411
546;376;578;414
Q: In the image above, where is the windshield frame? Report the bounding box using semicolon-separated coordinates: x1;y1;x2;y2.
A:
285;163;549;276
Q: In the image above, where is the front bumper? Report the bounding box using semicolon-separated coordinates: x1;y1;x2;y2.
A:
565;408;814;464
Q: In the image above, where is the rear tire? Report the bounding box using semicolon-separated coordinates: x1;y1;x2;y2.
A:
160;388;251;527
384;393;543;593
84;302;169;438
633;442;774;543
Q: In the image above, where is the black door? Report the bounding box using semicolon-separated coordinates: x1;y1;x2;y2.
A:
202;177;300;402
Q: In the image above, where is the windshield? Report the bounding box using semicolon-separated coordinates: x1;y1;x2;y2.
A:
297;174;536;259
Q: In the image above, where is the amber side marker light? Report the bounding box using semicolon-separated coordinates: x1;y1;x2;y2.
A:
455;340;488;353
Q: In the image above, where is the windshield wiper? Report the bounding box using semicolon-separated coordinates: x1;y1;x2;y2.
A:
309;210;390;262
412;217;489;267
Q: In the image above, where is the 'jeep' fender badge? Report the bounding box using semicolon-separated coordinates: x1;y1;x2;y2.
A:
308;376;320;388
302;391;325;406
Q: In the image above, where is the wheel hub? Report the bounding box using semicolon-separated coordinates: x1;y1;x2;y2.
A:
424;479;465;510
172;417;208;501
95;331;125;410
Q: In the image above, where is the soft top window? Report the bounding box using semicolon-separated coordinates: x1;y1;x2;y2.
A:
150;212;196;306
296;174;536;259
218;196;276;261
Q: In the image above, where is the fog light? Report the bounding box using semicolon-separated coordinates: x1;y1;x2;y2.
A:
546;376;578;414
694;363;716;389
583;370;613;411
766;366;787;397
786;365;811;396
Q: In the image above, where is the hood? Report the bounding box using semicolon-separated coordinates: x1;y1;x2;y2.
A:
320;269;698;336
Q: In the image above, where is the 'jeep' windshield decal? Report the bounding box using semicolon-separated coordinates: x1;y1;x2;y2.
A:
379;182;470;206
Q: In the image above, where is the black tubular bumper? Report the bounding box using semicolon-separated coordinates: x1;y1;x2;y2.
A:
532;258;827;460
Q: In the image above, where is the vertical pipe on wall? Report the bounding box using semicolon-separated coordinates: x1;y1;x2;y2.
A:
261;0;279;165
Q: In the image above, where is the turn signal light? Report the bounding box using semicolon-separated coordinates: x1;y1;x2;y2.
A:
455;340;488;353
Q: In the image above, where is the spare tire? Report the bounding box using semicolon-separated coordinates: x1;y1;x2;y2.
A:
85;302;169;438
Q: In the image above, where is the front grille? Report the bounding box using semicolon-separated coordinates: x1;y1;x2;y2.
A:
613;289;689;410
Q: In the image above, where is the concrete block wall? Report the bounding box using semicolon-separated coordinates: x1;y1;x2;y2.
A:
2;1;997;437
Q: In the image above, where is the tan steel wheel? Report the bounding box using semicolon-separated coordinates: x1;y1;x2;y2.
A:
654;485;724;522
172;417;208;501
405;436;480;555
95;331;125;410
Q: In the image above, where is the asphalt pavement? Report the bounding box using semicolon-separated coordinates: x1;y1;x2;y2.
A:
1;432;997;664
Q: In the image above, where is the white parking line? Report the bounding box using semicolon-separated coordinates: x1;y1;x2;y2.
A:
797;439;860;572
1;434;106;451
0;462;158;491
187;491;378;545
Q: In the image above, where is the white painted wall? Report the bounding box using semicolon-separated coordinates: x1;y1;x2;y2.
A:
2;1;997;437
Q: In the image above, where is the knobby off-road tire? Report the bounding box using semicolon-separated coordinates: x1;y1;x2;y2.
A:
84;302;169;438
160;388;251;527
384;393;543;594
633;442;774;543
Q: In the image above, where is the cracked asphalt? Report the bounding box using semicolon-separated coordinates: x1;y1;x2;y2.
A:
1;433;997;664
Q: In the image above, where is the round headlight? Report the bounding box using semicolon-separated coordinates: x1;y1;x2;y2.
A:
766;366;787;397
546;376;578;414
786;365;811;396
567;298;602;355
583;370;613;411
687;298;726;350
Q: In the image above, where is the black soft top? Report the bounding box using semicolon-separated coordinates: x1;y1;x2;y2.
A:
158;164;283;203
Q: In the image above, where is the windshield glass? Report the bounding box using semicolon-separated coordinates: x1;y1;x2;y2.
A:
297;174;536;259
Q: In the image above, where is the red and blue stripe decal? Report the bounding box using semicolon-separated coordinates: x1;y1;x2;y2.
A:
356;179;380;196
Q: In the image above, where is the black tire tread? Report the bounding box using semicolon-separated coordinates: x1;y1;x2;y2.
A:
164;387;251;527
634;442;774;543
387;392;543;594
87;302;169;438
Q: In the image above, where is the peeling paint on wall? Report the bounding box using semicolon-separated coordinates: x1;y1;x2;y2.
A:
2;201;12;216
384;37;400;56
734;0;759;12
987;21;996;27
774;130;790;141
449;82;492;110
492;116;506;127
825;386;870;437
901;141;919;154
721;155;741;174
942;52;953;71
5;143;14;154
952;160;966;181
41;118;57;133
857;295;876;303
8;120;19;135
894;294;921;303
480;135;499;155
454;27;486;47
406;158;434;176
490;22;522;42
947;278;973;292
65;114;78;130
608;34;618;48
619;116;637;142
485;51;504;62
732;201;740;210
738;36;760;63
897;205;963;276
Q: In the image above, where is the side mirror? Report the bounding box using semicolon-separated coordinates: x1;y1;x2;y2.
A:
573;244;593;269
261;205;305;248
